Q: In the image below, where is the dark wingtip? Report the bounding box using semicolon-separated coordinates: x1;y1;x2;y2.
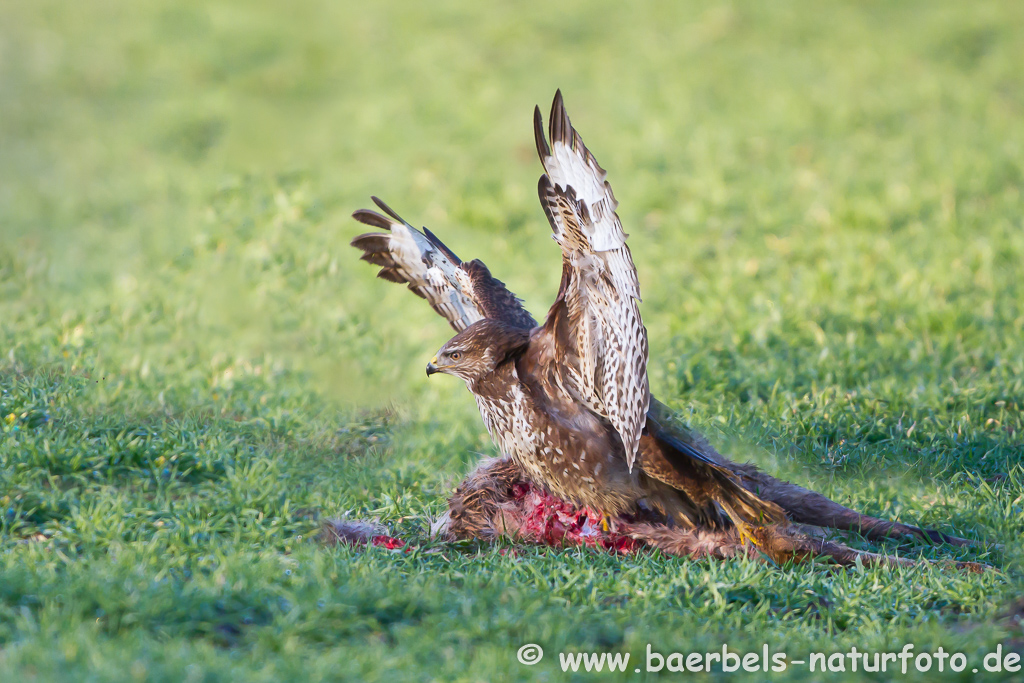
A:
351;233;395;266
352;209;393;231
371;196;405;223
550;89;569;145
533;105;550;162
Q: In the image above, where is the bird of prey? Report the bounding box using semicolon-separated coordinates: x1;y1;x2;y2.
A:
351;91;783;535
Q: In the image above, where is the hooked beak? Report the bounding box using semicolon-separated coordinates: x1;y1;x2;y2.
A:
425;356;440;376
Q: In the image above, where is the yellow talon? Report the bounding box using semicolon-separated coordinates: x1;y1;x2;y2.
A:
735;519;758;548
601;515;610;533
719;501;759;549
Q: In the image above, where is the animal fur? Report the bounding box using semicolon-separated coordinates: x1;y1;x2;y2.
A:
439;453;984;571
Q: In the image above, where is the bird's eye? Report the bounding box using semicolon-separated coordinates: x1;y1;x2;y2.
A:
449;351;462;361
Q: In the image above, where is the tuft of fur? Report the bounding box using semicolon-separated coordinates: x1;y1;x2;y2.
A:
319;519;383;546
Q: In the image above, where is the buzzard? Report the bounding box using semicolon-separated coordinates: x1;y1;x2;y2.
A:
352;91;784;540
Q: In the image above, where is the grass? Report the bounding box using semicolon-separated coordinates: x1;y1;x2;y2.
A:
1;0;1023;680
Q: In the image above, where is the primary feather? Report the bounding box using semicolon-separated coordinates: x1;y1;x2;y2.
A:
534;91;650;469
351;197;534;332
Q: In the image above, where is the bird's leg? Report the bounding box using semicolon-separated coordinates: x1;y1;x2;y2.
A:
595;510;614;534
735;519;758;549
718;501;759;549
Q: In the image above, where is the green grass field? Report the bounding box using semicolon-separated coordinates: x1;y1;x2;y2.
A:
2;0;1023;680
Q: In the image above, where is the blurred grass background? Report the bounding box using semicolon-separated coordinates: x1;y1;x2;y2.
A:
1;0;1023;680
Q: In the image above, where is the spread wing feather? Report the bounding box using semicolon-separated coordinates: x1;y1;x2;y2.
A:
352;197;536;332
534;91;650;469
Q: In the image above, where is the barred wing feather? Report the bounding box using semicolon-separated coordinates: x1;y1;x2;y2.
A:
534;91;650;468
352;197;535;332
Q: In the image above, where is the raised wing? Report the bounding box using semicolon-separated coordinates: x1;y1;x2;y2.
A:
352;197;536;332
534;91;650;469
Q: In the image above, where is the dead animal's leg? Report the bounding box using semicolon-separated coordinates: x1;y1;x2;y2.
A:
752;525;920;568
625;522;918;568
623;523;752;560
729;463;974;547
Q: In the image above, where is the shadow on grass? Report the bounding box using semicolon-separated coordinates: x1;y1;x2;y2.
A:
0;364;391;545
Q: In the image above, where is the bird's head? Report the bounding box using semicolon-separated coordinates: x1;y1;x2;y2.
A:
426;319;530;383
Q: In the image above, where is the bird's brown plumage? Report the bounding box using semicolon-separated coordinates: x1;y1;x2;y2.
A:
352;91;783;532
